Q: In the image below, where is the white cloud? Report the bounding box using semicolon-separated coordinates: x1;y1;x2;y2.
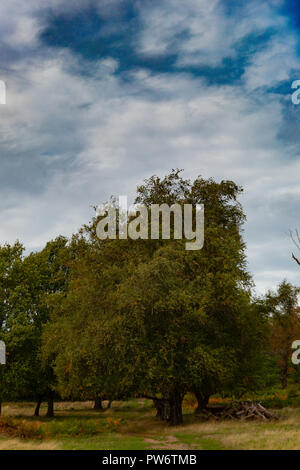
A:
243;34;300;91
0;0;298;295
138;0;288;68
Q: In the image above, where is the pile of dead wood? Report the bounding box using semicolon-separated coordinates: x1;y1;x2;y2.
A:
196;401;280;421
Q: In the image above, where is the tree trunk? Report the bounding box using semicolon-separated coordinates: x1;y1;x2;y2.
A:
34;396;42;417
194;391;210;413
281;372;288;389
281;356;289;389
107;400;112;409
46;395;54;418
0;400;2;416
153;398;170;421
94;395;103;410
168;390;183;426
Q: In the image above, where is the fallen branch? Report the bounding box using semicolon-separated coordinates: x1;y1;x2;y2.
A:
195;401;280;421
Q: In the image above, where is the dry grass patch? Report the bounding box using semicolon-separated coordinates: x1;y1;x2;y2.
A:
2;403;40;417
170;408;300;450
0;438;59;450
144;435;192;450
220;429;300;450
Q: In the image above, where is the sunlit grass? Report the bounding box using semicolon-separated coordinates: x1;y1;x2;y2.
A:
0;436;58;450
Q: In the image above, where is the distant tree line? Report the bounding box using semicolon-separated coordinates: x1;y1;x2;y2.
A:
0;170;299;425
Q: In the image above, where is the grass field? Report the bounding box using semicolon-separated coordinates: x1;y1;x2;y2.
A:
0;399;300;450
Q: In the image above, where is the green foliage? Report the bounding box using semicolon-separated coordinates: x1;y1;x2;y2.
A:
0;171;283;426
0;236;73;408
264;281;300;389
42;170;267;425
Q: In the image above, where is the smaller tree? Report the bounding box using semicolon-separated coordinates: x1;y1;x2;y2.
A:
0;241;25;414
267;281;300;389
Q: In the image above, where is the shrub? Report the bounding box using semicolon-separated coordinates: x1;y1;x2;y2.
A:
0;417;44;439
105;418;122;432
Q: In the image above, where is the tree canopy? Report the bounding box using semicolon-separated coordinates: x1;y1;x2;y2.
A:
0;171;293;424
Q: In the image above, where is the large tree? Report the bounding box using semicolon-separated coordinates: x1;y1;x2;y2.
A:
115;171;266;423
43;170;266;425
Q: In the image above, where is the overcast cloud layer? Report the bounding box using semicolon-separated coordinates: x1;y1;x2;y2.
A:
0;0;300;293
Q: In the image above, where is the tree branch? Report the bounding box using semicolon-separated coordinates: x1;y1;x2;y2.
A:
292;252;300;265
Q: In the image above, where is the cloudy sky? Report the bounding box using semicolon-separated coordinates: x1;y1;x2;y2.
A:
0;0;300;293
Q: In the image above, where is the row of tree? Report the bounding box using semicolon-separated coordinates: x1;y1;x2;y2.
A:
0;170;299;424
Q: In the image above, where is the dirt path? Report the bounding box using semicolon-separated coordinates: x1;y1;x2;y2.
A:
144;435;197;450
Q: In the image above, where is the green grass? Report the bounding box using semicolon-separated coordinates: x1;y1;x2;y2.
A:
1;399;300;450
60;434;150;450
173;432;224;450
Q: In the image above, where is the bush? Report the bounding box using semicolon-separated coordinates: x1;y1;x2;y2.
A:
0;417;44;439
0;416;113;440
